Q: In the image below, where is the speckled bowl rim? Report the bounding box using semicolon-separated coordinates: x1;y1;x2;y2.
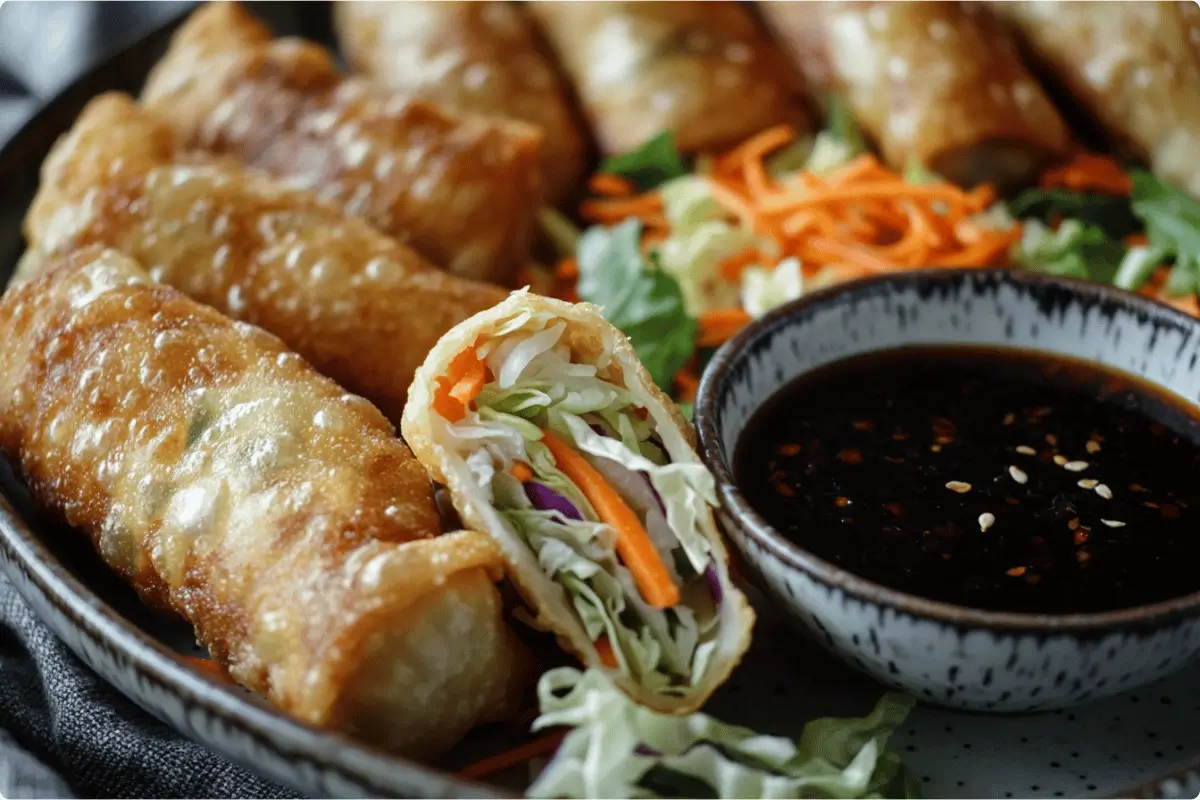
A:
695;267;1200;635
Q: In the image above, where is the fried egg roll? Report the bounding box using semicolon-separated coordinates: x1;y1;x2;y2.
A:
402;292;753;713
18;93;506;424
996;1;1200;197
140;1;543;284
762;1;1071;191
528;1;811;156
0;246;528;758
334;1;587;207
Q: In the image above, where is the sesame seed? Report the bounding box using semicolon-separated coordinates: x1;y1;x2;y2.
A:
930;444;942;453
1086;440;1101;454
978;512;996;532
1101;519;1126;528
1096;483;1113;500
1064;460;1089;472
1053;454;1068;466
1006;566;1027;577
1077;479;1099;489
1015;445;1036;455
946;480;972;493
1008;465;1028;484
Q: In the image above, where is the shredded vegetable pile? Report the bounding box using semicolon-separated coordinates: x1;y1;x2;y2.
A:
540;112;1200;408
524;668;916;799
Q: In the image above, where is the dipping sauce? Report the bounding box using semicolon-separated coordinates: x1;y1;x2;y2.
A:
735;346;1200;614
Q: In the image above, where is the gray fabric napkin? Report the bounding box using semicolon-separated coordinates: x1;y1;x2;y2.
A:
0;573;298;799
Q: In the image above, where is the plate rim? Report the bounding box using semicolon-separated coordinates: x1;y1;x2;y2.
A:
0;2;1196;797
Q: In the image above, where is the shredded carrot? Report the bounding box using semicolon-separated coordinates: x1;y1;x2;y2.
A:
1124;233;1149;247
595;636;619;668
697;308;753;348
434;346;485;422
182;657;231;683
456;731;567;780
555;257;579;280
510;461;534;482
541;431;681;608
1041;153;1132;196
587;173;635;197
558;130;1160;369
580;193;662;223
674;367;700;402
717;124;798;175
718;248;761;282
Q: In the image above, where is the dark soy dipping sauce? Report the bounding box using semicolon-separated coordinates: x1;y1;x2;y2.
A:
735;346;1200;614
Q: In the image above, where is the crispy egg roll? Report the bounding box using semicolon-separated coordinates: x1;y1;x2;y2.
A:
401;292;753;713
334;1;587;207
528;1;811;156
0;246;528;758
996;1;1200;198
17;93;506;424
140;1;542;284
762;1;1071;191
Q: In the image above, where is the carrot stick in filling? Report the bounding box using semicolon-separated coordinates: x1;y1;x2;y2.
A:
541;431;681;609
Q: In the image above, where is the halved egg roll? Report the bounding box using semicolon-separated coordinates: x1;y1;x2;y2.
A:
17;93;505;424
528;1;811;156
334;1;588;207
140;1;543;283
0;246;528;759
402;292;752;712
762;1;1071;191
996;1;1200;197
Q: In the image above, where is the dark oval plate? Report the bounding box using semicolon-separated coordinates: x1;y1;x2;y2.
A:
2;3;1200;799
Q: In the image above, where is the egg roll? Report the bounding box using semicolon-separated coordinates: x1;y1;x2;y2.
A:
140;1;543;284
17;93;506;424
401;292;753;713
761;1;1071;191
0;246;528;758
334;1;587;207
528;1;810;156
996;1;1200;198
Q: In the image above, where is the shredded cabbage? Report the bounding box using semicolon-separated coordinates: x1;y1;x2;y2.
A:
741;257;804;318
656;175;761;315
444;310;725;697
528;668;917;800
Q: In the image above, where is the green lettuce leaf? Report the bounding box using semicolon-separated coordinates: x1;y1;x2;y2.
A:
1008;188;1141;240
602;131;688;191
1131;169;1200;260
826;95;867;158
528;667;916;800
903;156;942;186
1015;219;1126;284
576;220;698;390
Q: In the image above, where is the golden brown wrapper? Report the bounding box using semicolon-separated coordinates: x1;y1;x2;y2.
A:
763;1;1071;192
402;292;753;714
529;1;811;156
0;246;528;758
996;0;1200;198
140;1;543;284
18;93;506;425
335;0;588;207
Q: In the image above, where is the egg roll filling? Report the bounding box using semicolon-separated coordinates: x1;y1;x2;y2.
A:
433;310;721;697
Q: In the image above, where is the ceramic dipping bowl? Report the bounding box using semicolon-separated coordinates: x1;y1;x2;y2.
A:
694;268;1200;712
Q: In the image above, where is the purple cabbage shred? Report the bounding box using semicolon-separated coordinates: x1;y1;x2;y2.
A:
525;482;583;520
704;562;723;605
